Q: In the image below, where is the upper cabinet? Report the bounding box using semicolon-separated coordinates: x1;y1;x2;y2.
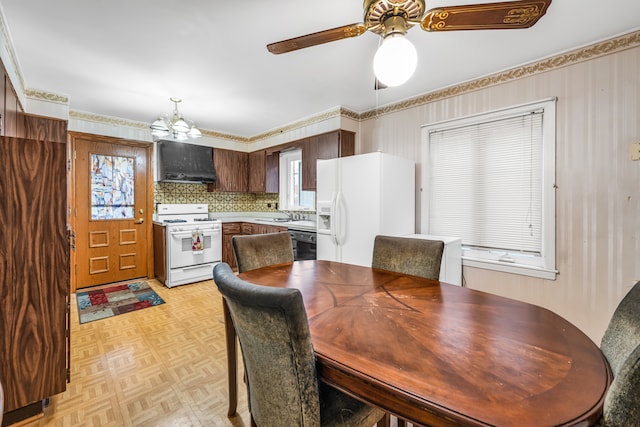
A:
208;129;354;194
301;129;355;191
248;149;278;193
208;148;248;192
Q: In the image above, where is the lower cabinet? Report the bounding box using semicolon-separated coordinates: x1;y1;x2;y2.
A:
221;222;287;270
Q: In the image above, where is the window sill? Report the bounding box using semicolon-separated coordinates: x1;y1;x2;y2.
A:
462;257;558;280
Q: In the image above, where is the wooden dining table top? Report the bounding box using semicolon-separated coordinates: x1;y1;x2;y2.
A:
237;260;611;427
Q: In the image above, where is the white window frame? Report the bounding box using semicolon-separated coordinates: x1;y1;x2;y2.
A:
279;149;315;211
421;98;557;280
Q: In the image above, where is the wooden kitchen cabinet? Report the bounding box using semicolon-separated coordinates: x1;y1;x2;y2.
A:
207;148;248;192
0;137;69;423
221;222;287;270
248;149;278;193
222;222;242;269
153;223;167;284
302;129;355;190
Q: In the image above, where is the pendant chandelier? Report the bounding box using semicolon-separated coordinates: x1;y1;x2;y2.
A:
150;97;202;140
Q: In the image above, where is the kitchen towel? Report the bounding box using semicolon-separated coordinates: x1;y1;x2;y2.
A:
192;230;204;254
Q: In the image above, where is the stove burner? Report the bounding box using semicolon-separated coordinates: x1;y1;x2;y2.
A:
164;219;187;223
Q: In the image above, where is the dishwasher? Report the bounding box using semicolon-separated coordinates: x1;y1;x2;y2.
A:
288;229;317;260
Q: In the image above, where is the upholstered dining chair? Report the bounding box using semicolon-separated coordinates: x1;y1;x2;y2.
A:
213;262;388;427
598;281;640;426
371;235;445;281
232;232;294;273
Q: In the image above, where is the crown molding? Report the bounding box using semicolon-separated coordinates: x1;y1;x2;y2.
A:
25;88;69;104
359;29;640;120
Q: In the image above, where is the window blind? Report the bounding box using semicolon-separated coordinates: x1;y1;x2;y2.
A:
428;112;543;254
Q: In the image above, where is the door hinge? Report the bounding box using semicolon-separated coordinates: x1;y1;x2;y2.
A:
67;159;71;172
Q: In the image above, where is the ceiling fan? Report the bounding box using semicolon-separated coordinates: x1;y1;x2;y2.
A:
267;0;552;87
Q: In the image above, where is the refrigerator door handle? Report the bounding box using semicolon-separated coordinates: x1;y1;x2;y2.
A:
335;191;344;246
330;192;339;246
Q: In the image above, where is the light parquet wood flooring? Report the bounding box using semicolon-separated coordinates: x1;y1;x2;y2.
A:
24;279;251;427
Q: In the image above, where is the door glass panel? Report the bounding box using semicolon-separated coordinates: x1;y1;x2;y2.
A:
90;154;135;219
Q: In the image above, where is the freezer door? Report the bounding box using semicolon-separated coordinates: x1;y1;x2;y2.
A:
336;153;383;267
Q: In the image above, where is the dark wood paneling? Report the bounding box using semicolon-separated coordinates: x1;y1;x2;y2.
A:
0;137;69;412
23;114;68;143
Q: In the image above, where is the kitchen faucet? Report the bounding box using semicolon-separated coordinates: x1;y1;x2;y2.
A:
279;210;295;221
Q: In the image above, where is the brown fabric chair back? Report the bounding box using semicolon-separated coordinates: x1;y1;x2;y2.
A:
372;235;444;280
213;262;385;427
599;281;640;426
232;232;294;273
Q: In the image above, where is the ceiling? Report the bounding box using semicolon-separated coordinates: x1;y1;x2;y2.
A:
1;0;639;138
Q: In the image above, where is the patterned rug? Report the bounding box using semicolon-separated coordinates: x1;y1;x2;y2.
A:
77;281;165;324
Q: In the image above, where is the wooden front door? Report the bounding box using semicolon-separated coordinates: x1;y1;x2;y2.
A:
72;133;153;290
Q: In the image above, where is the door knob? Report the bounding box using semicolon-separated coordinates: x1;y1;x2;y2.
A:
134;218;144;224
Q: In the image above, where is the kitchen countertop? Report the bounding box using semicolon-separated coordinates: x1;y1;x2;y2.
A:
209;213;317;232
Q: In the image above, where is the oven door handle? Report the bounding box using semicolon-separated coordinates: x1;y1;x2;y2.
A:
170;229;220;237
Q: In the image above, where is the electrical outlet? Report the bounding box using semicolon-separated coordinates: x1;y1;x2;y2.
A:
630;143;640;161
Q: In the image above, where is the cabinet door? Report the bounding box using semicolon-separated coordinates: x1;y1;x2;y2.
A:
209;149;248;192
248;150;266;193
265;151;279;193
249;150;279;194
222;223;242;269
0;137;69;412
302;130;355;191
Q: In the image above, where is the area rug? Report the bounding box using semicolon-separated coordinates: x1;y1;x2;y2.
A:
77;281;165;324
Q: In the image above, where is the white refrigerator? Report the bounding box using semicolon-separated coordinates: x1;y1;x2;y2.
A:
316;152;415;267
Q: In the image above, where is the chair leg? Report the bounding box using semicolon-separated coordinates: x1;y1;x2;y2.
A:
223;298;238;417
377;413;391;427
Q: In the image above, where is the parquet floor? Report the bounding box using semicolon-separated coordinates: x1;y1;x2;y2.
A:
24;279;251;427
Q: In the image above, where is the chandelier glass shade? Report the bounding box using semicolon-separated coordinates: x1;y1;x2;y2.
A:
150;97;202;140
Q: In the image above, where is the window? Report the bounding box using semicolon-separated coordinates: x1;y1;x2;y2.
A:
421;98;557;279
279;149;315;211
91;154;135;219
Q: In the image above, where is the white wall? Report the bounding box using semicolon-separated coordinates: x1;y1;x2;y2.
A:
358;37;640;344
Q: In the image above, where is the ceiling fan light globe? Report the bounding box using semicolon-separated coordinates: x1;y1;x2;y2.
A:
373;34;417;87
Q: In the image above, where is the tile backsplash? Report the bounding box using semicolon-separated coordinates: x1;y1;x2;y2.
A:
154;182;280;212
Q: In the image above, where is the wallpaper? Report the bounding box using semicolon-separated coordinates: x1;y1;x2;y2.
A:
154;182;279;212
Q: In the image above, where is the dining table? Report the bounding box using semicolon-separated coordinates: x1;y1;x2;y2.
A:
224;260;611;426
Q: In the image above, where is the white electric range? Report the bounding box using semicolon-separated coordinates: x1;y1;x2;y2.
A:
155;203;222;287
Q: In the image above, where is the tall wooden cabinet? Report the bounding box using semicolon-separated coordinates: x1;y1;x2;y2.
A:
0;136;69;422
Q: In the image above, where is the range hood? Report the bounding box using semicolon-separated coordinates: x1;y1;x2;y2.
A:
157;140;217;183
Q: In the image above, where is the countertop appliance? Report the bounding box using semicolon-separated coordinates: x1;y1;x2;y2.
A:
154;203;222;287
316;152;415;267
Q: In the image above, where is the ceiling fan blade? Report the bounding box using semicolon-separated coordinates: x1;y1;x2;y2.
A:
267;23;367;54
421;0;552;32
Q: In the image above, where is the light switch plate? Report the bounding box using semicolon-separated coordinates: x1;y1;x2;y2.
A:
630;143;640;161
